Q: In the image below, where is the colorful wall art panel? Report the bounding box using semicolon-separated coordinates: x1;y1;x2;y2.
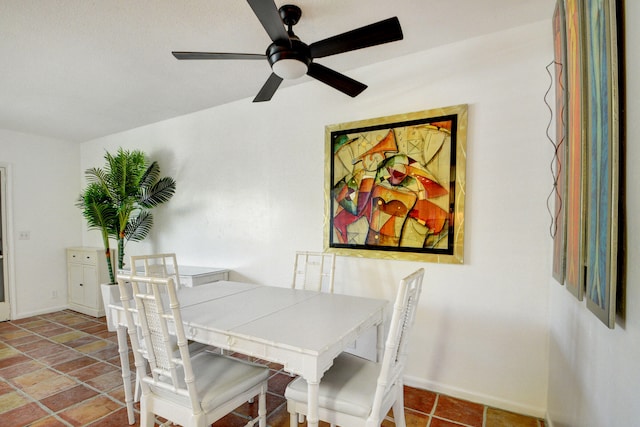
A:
324;105;467;263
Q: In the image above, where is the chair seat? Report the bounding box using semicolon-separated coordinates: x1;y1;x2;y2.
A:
151;352;270;412
285;352;381;418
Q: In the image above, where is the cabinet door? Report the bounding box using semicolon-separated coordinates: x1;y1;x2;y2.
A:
82;264;98;307
68;263;85;305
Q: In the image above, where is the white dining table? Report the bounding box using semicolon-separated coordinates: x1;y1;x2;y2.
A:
108;279;388;426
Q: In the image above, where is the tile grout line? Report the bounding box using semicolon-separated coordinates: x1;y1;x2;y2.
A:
0;378;74;426
3;313;131;425
430;393;440;426
14;312;124;369
0;328;76;426
428;392;481;427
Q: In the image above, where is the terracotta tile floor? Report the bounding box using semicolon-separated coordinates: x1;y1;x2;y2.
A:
0;310;546;427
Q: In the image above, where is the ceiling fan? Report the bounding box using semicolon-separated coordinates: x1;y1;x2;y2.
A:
172;0;403;102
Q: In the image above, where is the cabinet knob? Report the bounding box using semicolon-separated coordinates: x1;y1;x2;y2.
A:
79;283;83;287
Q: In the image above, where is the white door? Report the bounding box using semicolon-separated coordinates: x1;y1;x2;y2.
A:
0;167;10;321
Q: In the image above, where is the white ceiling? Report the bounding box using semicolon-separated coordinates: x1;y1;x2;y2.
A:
0;0;554;142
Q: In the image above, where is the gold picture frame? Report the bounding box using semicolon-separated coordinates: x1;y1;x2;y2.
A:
324;104;467;263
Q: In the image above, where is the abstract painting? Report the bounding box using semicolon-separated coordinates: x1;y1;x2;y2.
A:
554;0;623;328
552;0;568;284
583;0;621;328
324;105;467;263
563;0;587;300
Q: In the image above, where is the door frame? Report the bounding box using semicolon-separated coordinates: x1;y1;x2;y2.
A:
0;164;15;320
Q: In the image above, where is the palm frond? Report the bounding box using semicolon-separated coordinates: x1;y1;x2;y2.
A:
84;167;116;201
139;177;177;208
139;161;161;190
85;167;107;183
78;183;117;233
88;203;118;235
106;148;147;200
125;211;153;242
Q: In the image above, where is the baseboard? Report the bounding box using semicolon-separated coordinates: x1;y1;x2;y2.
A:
14;304;70;320
403;374;547;419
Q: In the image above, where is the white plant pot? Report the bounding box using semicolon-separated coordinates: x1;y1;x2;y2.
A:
101;283;120;332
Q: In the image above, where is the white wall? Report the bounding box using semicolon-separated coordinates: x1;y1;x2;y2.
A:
0;129;81;317
81;21;554;416
546;2;640;426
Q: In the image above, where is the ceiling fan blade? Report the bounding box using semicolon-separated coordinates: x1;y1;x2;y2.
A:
172;52;266;60
309;17;403;59
246;0;291;46
307;63;367;98
253;73;284;102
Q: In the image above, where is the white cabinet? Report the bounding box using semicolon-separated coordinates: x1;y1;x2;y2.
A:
67;247;113;317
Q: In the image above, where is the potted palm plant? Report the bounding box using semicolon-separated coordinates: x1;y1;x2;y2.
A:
77;148;176;327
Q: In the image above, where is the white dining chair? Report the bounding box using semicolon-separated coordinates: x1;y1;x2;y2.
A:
118;274;269;427
291;251;336;293
128;253;212;402
285;268;424;427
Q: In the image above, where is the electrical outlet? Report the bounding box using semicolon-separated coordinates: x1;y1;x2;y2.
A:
51;290;58;299
18;231;30;240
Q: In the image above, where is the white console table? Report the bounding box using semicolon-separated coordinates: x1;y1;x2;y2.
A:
118;265;229;287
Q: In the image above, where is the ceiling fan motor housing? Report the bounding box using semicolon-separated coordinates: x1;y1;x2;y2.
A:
267;39;311;79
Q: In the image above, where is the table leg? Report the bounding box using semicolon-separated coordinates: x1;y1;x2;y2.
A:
306;380;320;427
117;324;135;425
376;322;385;362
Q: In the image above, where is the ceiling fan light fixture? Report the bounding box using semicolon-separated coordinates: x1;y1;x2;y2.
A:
272;58;308;79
